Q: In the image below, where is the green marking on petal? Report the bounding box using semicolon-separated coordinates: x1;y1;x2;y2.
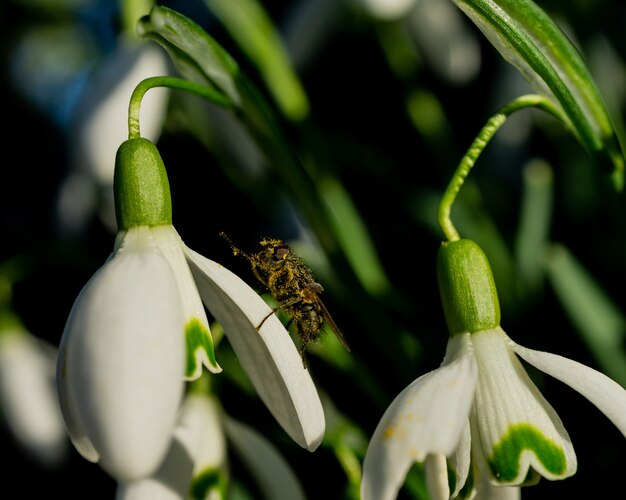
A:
189;467;227;500
488;423;567;482
185;318;220;378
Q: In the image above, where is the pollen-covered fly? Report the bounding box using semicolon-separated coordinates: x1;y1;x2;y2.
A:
219;232;350;366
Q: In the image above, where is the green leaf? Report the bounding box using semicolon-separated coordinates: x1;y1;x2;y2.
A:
204;0;309;121
450;0;625;190
514;159;553;295
137;6;241;103
545;243;626;387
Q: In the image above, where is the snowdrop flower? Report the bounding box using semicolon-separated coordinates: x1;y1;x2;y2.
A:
361;239;626;499
57;137;325;482
0;315;68;466
116;391;228;500
117;388;307;500
406;0;481;85
353;0;417;20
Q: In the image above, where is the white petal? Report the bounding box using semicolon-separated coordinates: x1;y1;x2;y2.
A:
116;392;227;500
184;247;325;451
511;340;626;438
224;416;306;500
57;227;185;481
361;333;477;500
178;393;227;473
470;328;576;485
408;0;481;84
449;422;472;498
425;454;450;500
152;226;221;376
116;479;181;500
0;331;68;465
356;0;418;20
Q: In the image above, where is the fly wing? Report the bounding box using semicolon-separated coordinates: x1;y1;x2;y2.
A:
316;296;351;352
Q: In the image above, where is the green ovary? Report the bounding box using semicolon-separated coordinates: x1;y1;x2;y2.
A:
185;318;218;377
488;423;567;482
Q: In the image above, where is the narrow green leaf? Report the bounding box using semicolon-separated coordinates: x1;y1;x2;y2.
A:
137;6;241;103
514;159;553;294
319;177;391;296
204;0;310;121
545;243;626;386
450;0;625;189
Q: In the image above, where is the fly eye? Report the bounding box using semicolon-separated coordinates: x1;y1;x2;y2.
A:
274;245;290;261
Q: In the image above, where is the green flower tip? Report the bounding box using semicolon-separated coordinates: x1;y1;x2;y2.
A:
185;318;221;379
190;468;227;500
437;239;500;335
489;423;568;484
114;137;173;231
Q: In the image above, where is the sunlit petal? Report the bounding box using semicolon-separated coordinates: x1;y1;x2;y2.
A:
470;328;576;485
361;333;477;500
57;227;185;481
152;226;221;377
184;247;325;451
511;341;626;438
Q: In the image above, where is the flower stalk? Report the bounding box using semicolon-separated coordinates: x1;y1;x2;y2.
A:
128;76;233;139
437;94;564;242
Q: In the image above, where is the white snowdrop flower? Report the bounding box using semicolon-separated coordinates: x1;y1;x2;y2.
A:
362;239;626;499
57;137;325;482
0;322;68;466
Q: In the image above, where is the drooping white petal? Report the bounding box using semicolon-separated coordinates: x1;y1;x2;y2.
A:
470;328;576;485
224;415;306;500
152;226;221;377
116;392;227;500
511;340;626;438
57;227;185;481
182;393;227;475
449;421;472;498
0;331;68;465
361;333;477;500
184;247;325;452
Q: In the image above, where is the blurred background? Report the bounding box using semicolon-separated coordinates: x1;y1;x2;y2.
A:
1;0;625;498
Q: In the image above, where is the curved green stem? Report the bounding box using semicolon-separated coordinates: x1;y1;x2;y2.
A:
128;76;234;139
438;94;566;242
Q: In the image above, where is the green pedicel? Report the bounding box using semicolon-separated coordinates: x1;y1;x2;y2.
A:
489;423;567;482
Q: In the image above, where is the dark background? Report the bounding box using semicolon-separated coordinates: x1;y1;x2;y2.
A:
1;0;625;498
